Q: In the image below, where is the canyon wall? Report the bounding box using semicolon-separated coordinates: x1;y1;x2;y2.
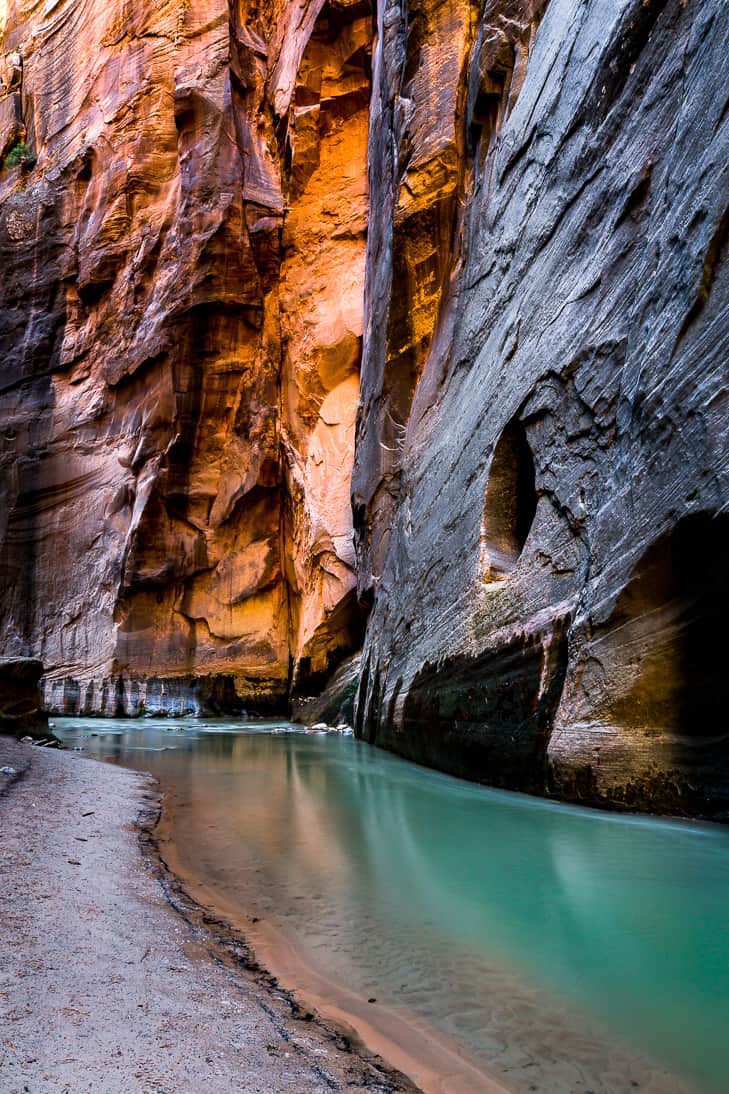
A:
353;0;729;816
1;0;728;816
0;0;369;713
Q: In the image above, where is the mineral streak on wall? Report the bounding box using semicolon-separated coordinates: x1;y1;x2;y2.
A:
353;0;729;816
0;0;370;714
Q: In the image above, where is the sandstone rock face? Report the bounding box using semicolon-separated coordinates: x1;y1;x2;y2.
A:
354;0;729;816
0;0;369;714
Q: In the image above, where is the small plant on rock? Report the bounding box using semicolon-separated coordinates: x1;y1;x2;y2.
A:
4;142;36;170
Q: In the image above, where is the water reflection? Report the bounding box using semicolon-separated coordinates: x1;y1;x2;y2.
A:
56;719;729;1093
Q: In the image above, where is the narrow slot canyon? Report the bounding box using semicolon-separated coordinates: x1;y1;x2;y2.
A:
1;2;729;1092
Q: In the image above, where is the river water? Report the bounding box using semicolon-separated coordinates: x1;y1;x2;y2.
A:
55;717;729;1094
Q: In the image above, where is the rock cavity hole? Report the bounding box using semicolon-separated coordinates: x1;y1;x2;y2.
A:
602;512;729;737
481;417;537;581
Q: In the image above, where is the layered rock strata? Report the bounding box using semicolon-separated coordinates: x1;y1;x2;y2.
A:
353;0;729;816
0;0;369;714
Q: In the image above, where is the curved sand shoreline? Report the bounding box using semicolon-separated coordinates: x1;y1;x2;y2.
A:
0;736;414;1093
152;803;513;1094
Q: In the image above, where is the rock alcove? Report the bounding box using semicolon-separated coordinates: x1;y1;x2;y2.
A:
599;512;729;741
480;416;538;582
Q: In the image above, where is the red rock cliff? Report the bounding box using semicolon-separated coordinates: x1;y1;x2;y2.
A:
0;0;370;714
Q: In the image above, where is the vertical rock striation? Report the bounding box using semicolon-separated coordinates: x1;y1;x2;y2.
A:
0;0;369;714
354;0;729;816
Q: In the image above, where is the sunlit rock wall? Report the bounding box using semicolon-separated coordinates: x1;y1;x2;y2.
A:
354;0;729;816
0;0;369;714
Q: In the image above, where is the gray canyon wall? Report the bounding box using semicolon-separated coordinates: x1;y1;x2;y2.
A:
353;0;729;816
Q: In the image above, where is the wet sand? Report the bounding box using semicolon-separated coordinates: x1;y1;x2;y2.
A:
155;801;512;1094
0;736;414;1094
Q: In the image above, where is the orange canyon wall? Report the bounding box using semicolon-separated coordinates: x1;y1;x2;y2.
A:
0;0;370;713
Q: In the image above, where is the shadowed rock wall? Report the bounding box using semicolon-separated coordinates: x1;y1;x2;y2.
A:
0;657;47;736
0;0;369;714
354;0;729;816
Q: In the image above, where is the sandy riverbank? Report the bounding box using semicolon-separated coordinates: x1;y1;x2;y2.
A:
154;807;513;1094
0;736;414;1094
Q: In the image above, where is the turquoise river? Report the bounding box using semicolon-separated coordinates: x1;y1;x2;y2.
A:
55;718;729;1094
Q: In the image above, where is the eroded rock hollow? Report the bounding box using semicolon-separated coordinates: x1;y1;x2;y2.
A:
0;0;370;714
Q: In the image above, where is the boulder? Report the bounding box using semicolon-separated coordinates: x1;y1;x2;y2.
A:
0;659;48;737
